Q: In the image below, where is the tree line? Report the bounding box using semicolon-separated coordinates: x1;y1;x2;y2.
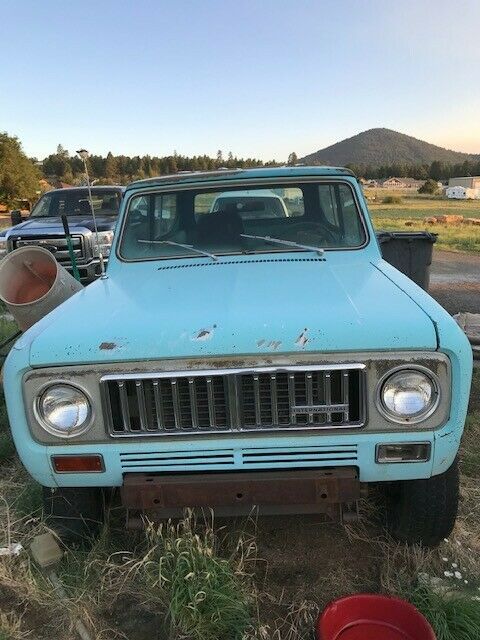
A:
344;160;480;182
3;131;480;208
42;145;272;185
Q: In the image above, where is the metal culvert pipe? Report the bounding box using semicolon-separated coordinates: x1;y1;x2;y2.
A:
0;246;83;331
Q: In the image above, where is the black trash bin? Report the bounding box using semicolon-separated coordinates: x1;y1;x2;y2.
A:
376;231;437;290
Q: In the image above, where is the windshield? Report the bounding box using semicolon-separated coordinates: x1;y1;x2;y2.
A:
30;188;121;218
120;181;366;261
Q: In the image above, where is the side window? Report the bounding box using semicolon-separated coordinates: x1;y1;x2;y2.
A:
121;193;179;258
318;185;339;225
153;194;177;236
338;184;363;242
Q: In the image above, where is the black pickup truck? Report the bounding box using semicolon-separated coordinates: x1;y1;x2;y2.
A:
0;186;124;282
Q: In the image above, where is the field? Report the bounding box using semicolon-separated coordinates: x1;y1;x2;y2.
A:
367;190;480;253
0;300;479;639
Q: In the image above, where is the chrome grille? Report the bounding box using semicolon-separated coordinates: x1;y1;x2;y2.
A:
12;235;85;265
102;365;365;437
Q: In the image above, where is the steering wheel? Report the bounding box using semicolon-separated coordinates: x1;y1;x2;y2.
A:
286;221;339;246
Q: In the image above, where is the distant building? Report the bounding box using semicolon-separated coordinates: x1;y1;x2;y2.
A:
359;178;379;188
445;185;480;200
381;177;423;190
448;176;480;189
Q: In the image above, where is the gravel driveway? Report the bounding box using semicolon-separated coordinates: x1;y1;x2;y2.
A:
429;250;480;315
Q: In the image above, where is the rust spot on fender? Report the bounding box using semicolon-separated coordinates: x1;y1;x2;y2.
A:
295;328;309;348
193;325;216;341
99;342;117;350
268;340;282;350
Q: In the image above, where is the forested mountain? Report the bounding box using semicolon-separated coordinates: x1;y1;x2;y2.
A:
301;128;478;167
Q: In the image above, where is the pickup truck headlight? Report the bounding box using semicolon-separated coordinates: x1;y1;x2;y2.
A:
377;367;439;424
37;384;92;437
0;238;7;259
92;231;114;257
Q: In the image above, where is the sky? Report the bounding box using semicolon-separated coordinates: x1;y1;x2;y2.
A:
1;0;480;162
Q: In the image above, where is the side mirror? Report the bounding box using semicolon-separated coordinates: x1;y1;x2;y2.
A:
10;210;24;226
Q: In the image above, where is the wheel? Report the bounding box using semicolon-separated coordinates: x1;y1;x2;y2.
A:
43;486;104;545
384;458;459;547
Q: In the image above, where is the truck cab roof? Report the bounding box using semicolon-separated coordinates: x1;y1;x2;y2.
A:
125;166;356;192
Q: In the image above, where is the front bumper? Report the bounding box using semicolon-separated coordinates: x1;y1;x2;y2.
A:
121;467;361;519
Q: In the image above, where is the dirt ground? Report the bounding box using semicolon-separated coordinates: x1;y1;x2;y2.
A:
429;249;480;315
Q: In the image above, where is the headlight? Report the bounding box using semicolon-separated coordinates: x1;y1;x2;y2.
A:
92;231;114;257
37;384;92;437
377;367;439;424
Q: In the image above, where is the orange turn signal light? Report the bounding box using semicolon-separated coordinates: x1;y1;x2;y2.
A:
52;454;104;473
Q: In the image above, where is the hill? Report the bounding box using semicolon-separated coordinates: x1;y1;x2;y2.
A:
301;128;478;167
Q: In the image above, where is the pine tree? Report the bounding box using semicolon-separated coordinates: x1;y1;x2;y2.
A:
287;152;298;166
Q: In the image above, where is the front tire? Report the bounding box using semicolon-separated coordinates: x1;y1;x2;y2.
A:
43;486;104;545
384;458;459;547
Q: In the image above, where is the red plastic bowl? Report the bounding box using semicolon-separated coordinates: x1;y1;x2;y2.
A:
317;594;436;640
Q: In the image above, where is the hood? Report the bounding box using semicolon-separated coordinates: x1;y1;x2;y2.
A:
7;215;116;235
27;256;437;366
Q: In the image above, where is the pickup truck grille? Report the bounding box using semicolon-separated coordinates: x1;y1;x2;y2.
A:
11;235;85;265
101;365;365;437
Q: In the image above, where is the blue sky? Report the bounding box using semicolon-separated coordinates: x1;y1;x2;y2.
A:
1;0;479;161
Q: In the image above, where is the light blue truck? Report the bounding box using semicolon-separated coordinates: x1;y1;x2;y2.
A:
3;167;472;545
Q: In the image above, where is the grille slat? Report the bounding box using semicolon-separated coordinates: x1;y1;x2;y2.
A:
13;235;85;265
171;380;181;429
117;381;130;431
103;365;365;437
324;371;332;423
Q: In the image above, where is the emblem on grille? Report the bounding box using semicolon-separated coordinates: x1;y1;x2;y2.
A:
291;403;348;416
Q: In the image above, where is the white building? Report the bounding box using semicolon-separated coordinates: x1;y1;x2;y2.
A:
445;186;480;199
448;176;480;189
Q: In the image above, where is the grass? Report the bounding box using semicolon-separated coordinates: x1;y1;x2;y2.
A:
372;216;480;252
409;588;480;640
120;517;253;640
381;195;403;204
365;191;480;252
0;612;30;640
366;190;480;253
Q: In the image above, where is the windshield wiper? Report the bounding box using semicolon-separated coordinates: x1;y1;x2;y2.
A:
138;239;218;261
240;233;324;256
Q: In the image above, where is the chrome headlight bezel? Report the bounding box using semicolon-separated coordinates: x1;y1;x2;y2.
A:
34;382;93;438
376;365;441;425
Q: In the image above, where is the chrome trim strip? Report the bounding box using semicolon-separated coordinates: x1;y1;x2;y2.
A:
253;374;261;427
171;379;181;429
152;380;164;430
324;371;332;423
189;378;198;429
206;377;216;428
270;374;278;425
342;371;350;422
135;380;148;431
288;373;297;425
100;362;366;382
117;381;130;432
